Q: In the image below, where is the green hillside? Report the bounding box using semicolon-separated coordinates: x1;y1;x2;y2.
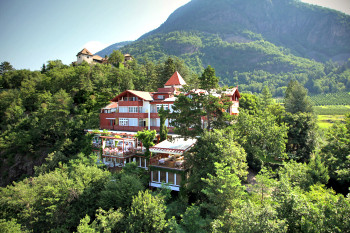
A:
107;0;350;96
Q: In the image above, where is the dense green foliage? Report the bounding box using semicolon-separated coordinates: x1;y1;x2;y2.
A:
135;129;156;159
0;58;194;185
0;53;349;232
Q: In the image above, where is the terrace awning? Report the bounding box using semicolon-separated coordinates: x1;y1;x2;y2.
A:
150;138;197;155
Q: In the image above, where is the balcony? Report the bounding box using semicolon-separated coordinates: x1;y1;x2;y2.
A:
118;101;143;106
150;154;185;170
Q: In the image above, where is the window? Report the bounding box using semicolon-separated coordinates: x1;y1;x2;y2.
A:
109;120;115;126
156;104;168;112
139;119;146;127
119;107;127;113
156;104;162;112
152;171;159;182
158;95;164;100
150;118;157;127
129;107;138;113
175;174;182;186
168;172;174;184
119;118;128;126
160;171;166;183
129;118;138;126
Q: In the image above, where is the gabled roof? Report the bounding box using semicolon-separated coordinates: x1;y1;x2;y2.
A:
93;55;103;61
77;48;93;56
111;90;153;102
165;71;186;86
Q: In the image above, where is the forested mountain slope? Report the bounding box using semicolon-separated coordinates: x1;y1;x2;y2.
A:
104;0;350;96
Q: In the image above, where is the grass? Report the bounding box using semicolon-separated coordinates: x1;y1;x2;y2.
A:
317;115;346;129
315;106;349;129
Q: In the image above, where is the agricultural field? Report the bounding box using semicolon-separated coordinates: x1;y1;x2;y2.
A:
317;114;346;129
314;105;350;129
310;92;350;106
275;93;350;129
313;105;350;115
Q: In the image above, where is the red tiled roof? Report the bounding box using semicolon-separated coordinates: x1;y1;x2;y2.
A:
77;48;93;56
165;71;186;86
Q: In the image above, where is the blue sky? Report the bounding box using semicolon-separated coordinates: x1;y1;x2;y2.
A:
0;0;349;71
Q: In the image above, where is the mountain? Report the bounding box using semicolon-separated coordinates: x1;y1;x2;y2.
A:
96;41;133;57
141;0;350;62
106;0;350;95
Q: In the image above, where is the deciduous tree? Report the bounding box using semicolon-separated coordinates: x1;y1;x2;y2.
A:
126;190;167;232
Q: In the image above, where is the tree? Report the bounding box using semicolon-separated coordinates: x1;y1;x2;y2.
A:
159;57;176;87
321;113;350;185
201;162;246;218
126;190;167;232
284;112;317;163
169;92;204;138
234;110;288;171
239;93;259;115
108;50;124;66
198;66;222;131
284;80;313;114
185;129;248;202
77;208;124;233
213;201;287;233
135;129;156;158
199;65;219;91
158;105;169;142
170;66;232;137
169;205;207;233
307;154;329;186
0;61;14;75
0;218;28;233
98;174;144;210
260;85;274;108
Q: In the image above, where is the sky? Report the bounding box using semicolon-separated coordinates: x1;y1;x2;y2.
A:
0;0;349;71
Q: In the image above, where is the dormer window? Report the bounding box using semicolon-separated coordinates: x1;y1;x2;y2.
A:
158;95;164;100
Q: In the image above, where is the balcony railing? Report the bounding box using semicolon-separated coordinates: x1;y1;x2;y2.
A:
150;155;185;170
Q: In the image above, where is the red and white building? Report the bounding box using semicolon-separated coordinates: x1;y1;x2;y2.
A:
99;71;240;132
94;71;241;191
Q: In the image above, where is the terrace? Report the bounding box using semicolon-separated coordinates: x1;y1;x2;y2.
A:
150;154;185;170
100;135;146;168
149;137;197;170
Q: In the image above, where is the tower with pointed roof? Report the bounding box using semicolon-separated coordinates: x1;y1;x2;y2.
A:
76;48;94;64
164;71;186;89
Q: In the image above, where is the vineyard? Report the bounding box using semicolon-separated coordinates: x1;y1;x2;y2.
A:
309;92;350;106
313;105;350;115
